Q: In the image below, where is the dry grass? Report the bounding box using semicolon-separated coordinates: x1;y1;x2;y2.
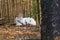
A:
0;25;40;40
54;36;60;40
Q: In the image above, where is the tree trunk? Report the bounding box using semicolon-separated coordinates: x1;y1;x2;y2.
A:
36;0;40;26
41;0;60;40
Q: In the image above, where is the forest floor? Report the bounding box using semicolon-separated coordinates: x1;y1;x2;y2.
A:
0;25;41;40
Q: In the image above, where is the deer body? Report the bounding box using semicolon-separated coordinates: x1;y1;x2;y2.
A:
15;17;36;26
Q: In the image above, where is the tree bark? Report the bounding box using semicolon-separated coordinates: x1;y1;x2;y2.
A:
41;0;60;40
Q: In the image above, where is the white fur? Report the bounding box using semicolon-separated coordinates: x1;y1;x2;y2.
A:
15;17;36;26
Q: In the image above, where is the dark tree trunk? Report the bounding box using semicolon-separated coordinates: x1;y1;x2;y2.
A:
41;0;60;40
36;0;40;26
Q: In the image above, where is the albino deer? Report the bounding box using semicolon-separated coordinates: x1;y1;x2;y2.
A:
15;17;36;26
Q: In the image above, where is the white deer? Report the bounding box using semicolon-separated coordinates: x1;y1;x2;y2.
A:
15;17;36;26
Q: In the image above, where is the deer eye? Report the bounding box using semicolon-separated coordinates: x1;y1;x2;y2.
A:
30;20;31;22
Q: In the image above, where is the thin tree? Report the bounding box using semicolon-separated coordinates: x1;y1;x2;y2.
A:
36;0;40;26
